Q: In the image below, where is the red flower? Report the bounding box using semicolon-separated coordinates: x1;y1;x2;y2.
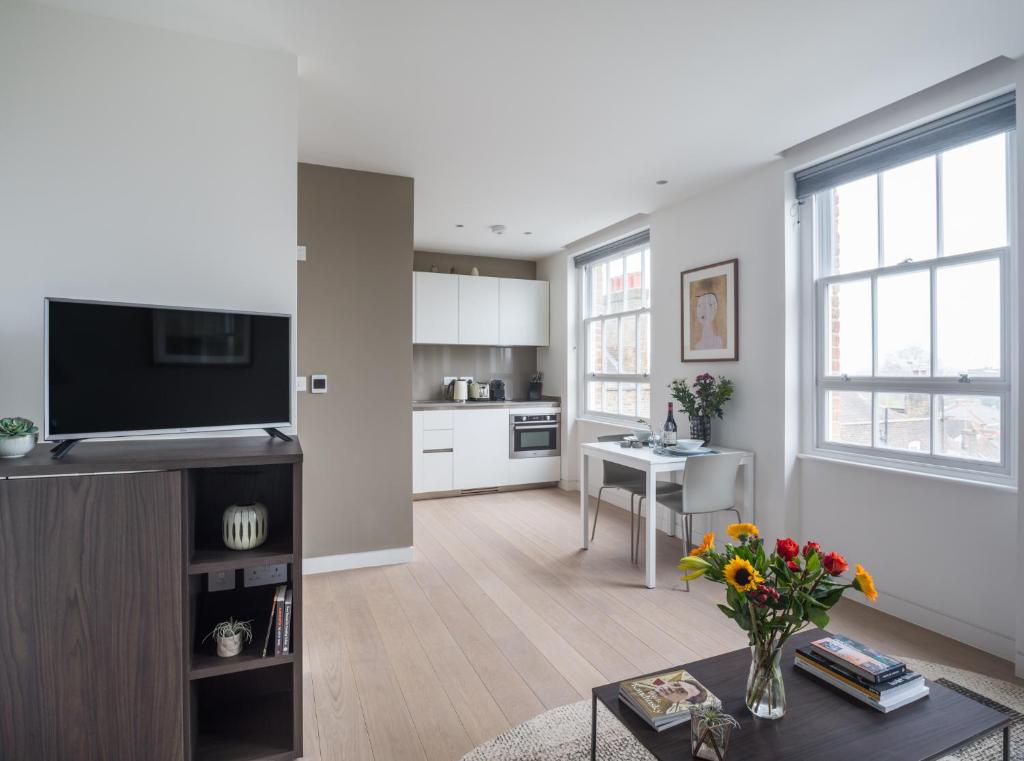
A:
822;551;848;576
803;541;821;558
776;538;799;560
787;560;800;572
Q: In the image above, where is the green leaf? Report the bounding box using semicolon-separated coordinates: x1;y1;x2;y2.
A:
805;551;821;574
807;607;830;629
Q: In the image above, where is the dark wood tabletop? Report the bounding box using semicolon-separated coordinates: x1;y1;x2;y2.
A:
593;630;1012;761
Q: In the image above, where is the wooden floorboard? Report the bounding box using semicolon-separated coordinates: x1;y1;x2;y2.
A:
303;487;1022;761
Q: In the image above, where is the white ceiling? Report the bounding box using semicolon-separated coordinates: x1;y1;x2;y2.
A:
32;0;1024;258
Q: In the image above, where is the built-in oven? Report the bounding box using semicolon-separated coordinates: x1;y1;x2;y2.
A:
509;413;560;459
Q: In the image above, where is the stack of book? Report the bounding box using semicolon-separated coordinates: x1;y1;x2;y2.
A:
618;668;721;731
260;584;293;657
795;634;928;712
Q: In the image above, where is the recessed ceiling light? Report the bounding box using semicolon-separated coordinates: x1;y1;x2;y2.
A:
455;224;464;228
524;231;533;235
656;179;669;185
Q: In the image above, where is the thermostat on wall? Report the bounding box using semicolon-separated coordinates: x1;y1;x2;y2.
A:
311;374;328;393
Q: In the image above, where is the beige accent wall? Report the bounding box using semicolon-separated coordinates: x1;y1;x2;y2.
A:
298;163;414;558
414;250;536;279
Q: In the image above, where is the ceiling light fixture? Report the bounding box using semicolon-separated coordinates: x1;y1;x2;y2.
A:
656;179;668;185
490;224;506;235
524;231;533;235
455;224;464;228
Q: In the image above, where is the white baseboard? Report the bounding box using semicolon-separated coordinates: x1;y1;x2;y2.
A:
302;546;414;575
847;589;1015;661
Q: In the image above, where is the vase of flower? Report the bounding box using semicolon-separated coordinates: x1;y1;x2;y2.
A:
678;525;879;721
745;642;785;719
690;416;711;445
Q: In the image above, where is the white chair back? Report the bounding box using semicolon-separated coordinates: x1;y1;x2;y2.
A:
681;452;742;514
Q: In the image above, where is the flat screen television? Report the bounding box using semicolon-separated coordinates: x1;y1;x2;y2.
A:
46;298;291;442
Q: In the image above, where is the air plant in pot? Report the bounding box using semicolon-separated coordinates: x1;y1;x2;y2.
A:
204;618;254;658
0;417;39;459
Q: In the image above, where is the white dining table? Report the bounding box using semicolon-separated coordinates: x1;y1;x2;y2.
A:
579;441;755;589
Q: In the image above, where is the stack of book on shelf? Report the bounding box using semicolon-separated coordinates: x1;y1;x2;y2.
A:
260;584;293;657
795;634;928;713
618;668;721;731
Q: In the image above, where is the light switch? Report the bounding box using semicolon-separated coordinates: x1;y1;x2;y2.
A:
295;375;307;392
297;245;307;261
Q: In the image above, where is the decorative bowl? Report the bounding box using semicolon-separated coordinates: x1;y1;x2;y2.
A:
674;438;705;451
631;429;653;443
0;433;37;458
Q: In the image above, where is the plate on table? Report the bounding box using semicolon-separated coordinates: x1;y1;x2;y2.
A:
665;446;714;456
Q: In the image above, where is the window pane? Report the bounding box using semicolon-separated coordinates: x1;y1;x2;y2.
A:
825;391;872;446
876;270;930;376
638;313;650;375
643;248;652;308
825;280;871;376
832;175;878;274
875;393;930;453
882;156;937;265
603;382;619;415
589;262;607;317
586;321;603;373
620;315;637;374
934;395;1000;463
625;252;643;310
942;133;1007;256
608;257;624;314
936;258;1000;377
587;381;603;413
619;383;637;418
638;384;651;419
603;318;620;373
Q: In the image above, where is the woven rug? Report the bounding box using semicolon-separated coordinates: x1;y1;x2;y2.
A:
460;657;1024;761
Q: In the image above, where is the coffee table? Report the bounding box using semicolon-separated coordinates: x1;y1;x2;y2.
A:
592;630;1012;761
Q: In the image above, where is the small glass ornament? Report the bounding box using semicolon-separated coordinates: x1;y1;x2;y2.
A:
690;705;739;761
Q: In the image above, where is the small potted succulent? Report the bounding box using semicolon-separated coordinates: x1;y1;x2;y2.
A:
528;372;543;401
203;617;254;658
0;417;38;459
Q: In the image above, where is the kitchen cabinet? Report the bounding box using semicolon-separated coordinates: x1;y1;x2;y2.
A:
508;457;561;485
499;278;549;346
457;275;501;345
413;272;460;344
452;409;509;490
412;272;549;347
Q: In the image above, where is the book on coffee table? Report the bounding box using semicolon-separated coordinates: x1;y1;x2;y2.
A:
795;648;928;712
810;634;906;683
618;669;721;731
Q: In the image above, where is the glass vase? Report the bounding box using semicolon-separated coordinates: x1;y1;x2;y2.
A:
745;644;785;719
689;417;711;445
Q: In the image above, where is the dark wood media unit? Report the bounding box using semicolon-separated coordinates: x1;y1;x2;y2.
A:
0;436;303;761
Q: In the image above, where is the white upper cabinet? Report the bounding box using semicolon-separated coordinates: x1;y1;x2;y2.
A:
499;278;549;346
413;272;460;344
412;272;549;346
457;275;501;345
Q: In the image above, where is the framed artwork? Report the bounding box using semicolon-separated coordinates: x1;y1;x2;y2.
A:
681;258;738;361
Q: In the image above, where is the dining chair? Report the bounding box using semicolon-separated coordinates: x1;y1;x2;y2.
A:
590;434;682;564
658;451;743;590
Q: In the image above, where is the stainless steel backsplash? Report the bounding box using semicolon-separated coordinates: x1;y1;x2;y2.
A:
413;345;537;400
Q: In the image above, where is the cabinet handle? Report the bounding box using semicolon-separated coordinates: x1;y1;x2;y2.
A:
423;448;454;454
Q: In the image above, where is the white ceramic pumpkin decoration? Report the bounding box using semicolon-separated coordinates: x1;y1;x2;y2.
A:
222;501;269;550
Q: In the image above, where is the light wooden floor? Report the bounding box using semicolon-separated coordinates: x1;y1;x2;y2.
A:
301;487;1020;761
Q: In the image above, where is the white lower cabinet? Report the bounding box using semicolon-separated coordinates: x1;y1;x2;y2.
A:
421;452;454;492
507;457;560;485
453;409;509;489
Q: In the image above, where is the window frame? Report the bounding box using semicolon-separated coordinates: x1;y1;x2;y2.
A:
805;129;1017;484
578;240;652;424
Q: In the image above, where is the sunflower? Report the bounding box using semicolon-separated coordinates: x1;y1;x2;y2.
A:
853;564;878;602
689;532;715;557
723;557;763;593
726;522;759;541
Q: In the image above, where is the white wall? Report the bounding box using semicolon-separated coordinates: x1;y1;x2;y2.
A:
0;2;298;432
550;57;1024;661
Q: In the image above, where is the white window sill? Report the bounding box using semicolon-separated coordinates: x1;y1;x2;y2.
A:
575;415;638;430
797;450;1017;493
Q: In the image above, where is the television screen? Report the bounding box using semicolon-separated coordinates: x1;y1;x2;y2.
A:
46;299;291;439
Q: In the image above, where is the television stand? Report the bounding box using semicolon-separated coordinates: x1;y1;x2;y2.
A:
50;439;81;459
264;427;294;442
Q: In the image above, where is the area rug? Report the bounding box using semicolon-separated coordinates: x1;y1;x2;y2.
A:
460;657;1024;761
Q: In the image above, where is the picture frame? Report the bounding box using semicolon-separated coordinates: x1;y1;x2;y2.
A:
681;258;738;361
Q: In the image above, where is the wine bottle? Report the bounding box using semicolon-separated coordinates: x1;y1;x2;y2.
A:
663;403;678;446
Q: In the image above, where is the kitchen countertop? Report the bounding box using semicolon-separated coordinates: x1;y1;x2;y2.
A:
412;397;560;410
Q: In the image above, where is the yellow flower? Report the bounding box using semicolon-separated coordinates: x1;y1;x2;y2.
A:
689;532;715;557
678;554;711;582
726;523;759;541
854;564;878;602
723;557;763;593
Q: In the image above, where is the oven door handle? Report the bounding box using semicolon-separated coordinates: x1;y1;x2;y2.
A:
512;423;558;430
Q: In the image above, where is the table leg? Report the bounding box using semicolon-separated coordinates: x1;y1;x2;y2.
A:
645;467;657;588
1004;726;1009;760
591;695;597;761
580;451;590;550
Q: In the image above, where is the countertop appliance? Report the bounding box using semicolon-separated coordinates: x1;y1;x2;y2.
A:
489;379;507;401
468;380;490;400
510;413;560;459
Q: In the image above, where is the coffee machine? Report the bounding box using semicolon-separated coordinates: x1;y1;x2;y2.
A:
489;379;507;401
